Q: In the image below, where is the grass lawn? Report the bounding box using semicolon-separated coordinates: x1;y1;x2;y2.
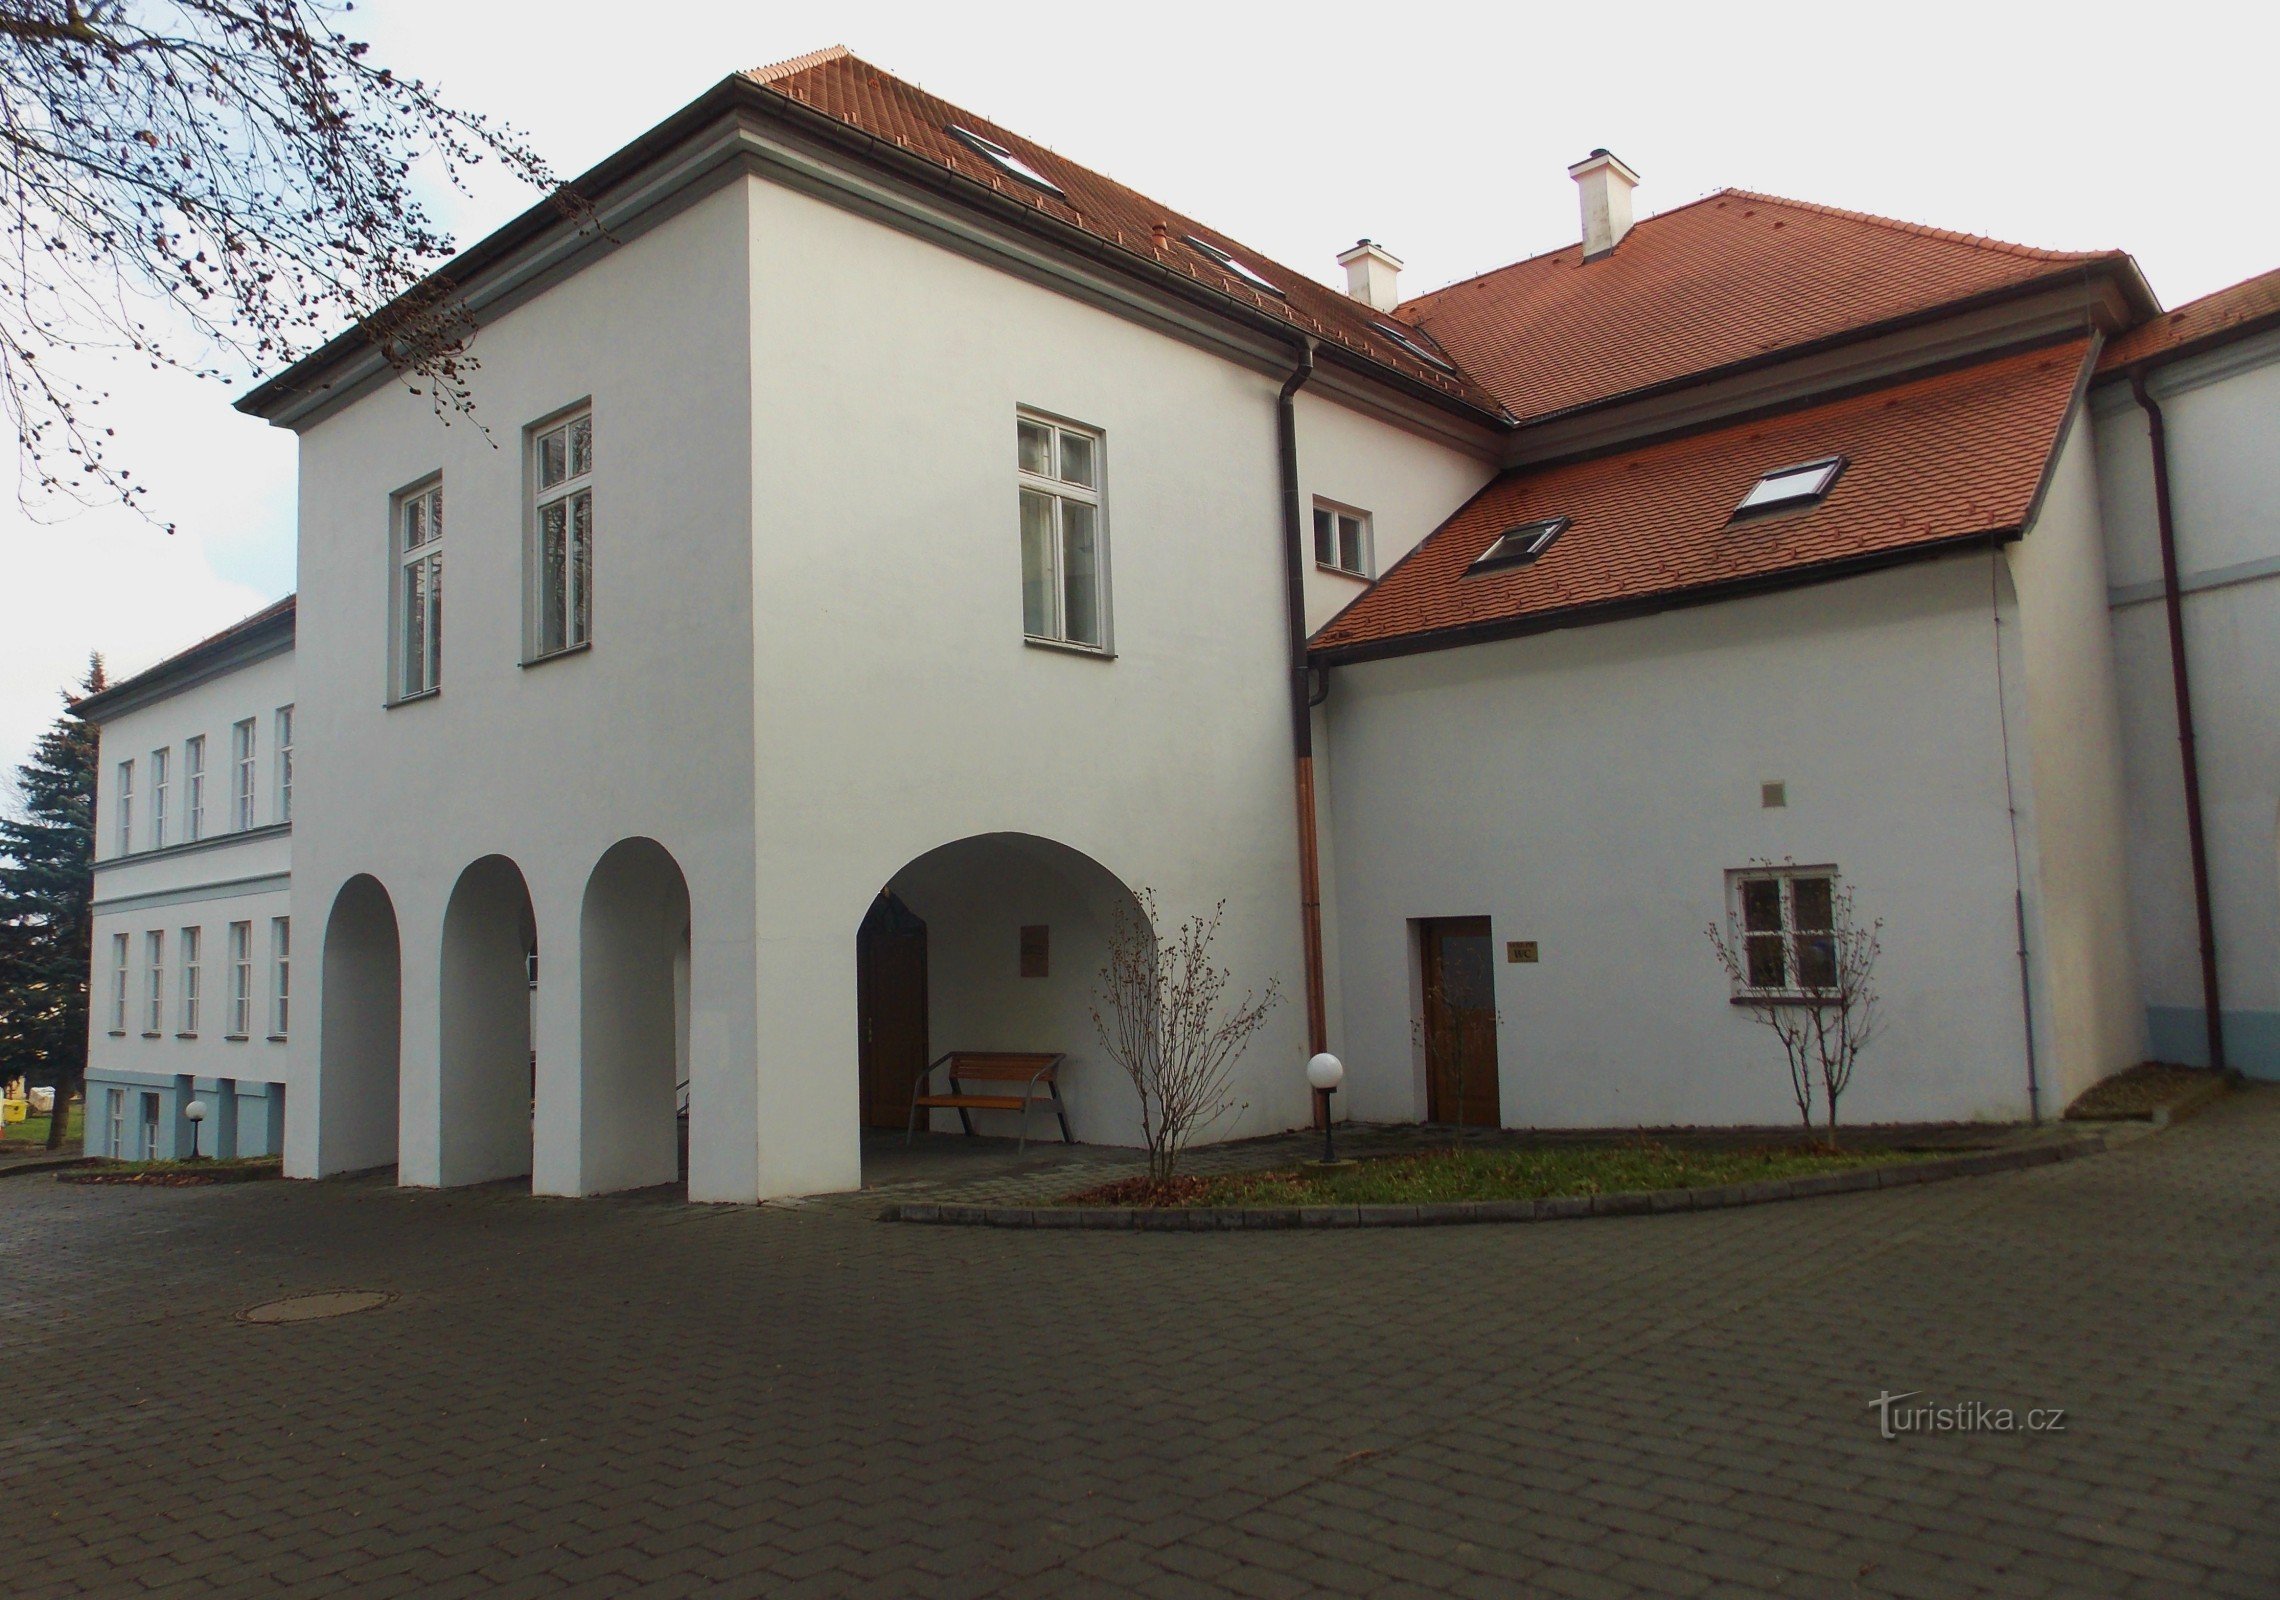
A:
1065;1141;1930;1207
1;1101;81;1151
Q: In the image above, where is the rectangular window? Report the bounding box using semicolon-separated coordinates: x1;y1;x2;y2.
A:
1730;868;1838;995
143;929;165;1034
531;412;593;658
106;1087;124;1159
1017;414;1107;649
116;759;134;855
110;932;129;1033
270;917;291;1039
396;478;444;698
1312;501;1372;577
274;705;294;823
139;1092;159;1162
179;926;202;1035
232;719;256;831
184;735;205;841
149;747;170;849
228;920;253;1037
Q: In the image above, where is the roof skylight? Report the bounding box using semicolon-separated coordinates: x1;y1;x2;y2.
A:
947;126;1065;199
1733;456;1845;519
1374;322;1457;373
1183;235;1284;297
1469;516;1569;573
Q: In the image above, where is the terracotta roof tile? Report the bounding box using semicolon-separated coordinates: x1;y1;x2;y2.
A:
2100;264;2280;371
1311;341;2091;658
1396;191;2119;424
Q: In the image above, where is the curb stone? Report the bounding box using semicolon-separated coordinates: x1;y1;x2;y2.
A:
888;1130;2125;1230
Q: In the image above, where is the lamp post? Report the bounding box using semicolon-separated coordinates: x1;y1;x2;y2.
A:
183;1098;207;1162
1306;1053;1344;1165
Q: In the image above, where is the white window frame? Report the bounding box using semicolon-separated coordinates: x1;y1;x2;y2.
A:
1016;411;1111;653
184;735;205;842
116;759;133;855
1726;866;1840;998
1312;500;1373;579
106;1087;124;1159
393;476;444;700
231;719;256;831
143;929;165;1035
269;916;291;1040
139;1091;159;1162
1733;455;1846;520
527;407;594;661
274;705;294;824
227;920;253;1038
179;925;201;1036
149;747;169;849
110;932;129;1033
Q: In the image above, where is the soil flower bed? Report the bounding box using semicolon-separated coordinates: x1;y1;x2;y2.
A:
60;1156;282;1187
1062;1142;1929;1208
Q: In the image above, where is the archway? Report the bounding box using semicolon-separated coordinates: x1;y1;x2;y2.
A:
318;874;400;1175
438;855;537;1186
581;838;691;1194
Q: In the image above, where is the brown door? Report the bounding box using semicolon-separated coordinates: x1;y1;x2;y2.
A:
1421;917;1500;1127
858;894;929;1130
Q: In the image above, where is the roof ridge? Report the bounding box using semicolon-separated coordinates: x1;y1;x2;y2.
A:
1721;188;2111;264
1394;189;1744;315
745;44;852;85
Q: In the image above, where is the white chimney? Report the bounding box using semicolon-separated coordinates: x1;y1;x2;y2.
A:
1567;149;1640;260
1336;239;1404;312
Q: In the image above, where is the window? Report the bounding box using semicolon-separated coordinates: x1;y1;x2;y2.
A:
110;932;129;1033
106;1087;124;1159
396;478;444;698
143;930;165;1034
231;719;256;830
1312;502;1371;577
270;917;291;1039
1729;868;1837;995
150;747;170;849
275;705;294;823
184;735;205;841
179;926;202;1035
116;759;133;855
1373;322;1457;373
1017;414;1108;650
228;921;253;1037
1182;235;1283;297
139;1092;159;1162
531;412;593;658
946;125;1065;199
1470;517;1570;573
1733;456;1845;520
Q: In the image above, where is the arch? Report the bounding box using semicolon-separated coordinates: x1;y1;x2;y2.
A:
581;837;692;1194
318;874;401;1175
438;855;538;1187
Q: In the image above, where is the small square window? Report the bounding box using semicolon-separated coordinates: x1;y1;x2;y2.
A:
1733;456;1845;520
1182;235;1283;298
947;126;1065;199
1469;516;1569;574
1313;502;1371;577
1728;868;1839;996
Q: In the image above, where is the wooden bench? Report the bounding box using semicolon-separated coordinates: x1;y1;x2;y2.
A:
906;1051;1072;1153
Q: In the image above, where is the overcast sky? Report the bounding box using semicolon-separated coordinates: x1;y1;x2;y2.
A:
4;0;2274;779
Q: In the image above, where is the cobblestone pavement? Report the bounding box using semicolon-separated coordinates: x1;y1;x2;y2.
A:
3;1092;2272;1600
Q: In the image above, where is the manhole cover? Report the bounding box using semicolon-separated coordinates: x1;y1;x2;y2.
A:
239;1290;394;1324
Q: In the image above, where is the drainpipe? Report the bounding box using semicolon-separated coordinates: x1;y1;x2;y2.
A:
2128;371;2227;1074
1276;341;1330;1071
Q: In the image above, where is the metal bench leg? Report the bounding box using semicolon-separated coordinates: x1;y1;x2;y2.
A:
1054;1095;1075;1145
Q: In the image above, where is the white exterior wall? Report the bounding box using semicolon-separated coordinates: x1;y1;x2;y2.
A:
1324;557;2043;1128
2093;333;2280;1076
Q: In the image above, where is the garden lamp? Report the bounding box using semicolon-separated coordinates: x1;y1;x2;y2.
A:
184;1098;207;1161
1306;1053;1344;1164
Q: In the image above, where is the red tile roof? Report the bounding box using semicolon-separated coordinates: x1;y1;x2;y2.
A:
1311;340;2092;660
745;47;1503;414
1396;191;2123;425
2099;264;2280;372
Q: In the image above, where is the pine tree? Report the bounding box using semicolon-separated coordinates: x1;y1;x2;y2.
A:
0;655;103;1148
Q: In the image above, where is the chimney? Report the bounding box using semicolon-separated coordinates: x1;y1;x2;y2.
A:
1336;239;1404;312
1567;149;1640;260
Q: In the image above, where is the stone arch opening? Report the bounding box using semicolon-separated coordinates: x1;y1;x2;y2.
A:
581;837;691;1194
318;874;400;1175
438;855;538;1187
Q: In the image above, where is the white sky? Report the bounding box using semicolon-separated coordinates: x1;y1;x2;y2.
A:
4;0;2275;778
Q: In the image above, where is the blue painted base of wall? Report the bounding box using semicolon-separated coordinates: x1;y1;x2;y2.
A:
81;1071;286;1162
2146;1006;2280;1080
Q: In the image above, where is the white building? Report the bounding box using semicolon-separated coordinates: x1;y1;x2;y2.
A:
81;48;2277;1192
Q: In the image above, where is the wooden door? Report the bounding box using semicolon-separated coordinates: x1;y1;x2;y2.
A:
1421;917;1500;1127
858;894;929;1130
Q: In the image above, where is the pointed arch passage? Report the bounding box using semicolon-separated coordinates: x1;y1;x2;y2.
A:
581;838;692;1194
438;855;538;1187
318;874;401;1175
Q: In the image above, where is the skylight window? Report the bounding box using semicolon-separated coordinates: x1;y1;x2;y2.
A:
1374;322;1456;373
1182;235;1284;297
947;126;1065;199
1733;456;1846;519
1469;516;1569;573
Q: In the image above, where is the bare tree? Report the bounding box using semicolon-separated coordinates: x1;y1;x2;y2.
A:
1091;890;1280;1186
1708;865;1883;1145
0;2;578;522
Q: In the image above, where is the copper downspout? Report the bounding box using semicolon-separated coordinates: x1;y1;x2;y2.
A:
1276;341;1330;1070
2128;371;2228;1074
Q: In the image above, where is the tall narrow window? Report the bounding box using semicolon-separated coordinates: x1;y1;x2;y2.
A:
275;705;294;823
1017;414;1106;649
110;932;130;1033
116;759;134;855
396;478;444;697
179;926;202;1035
532;412;593;657
269;917;291;1039
143;929;165;1034
228;920;253;1037
184;735;205;841
149;747;170;849
232;718;256;831
139;1092;159;1161
106;1087;124;1159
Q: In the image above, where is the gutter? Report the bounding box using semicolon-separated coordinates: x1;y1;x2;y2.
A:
2126;370;2228;1075
1276;341;1330;1064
